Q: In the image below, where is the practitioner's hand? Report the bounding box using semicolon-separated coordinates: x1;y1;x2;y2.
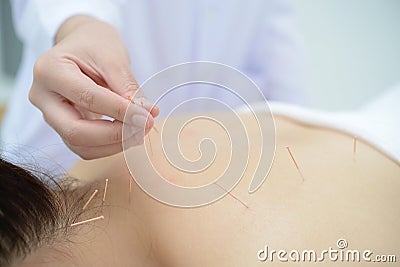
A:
29;15;159;160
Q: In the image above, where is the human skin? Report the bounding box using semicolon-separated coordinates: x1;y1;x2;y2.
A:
29;15;159;160
21;113;400;266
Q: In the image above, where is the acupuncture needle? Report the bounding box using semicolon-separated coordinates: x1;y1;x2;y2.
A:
82;189;98;210
286;146;304;181
140;101;153;155
102;178;109;207
127;96;159;134
70;215;104;227
214;182;249;209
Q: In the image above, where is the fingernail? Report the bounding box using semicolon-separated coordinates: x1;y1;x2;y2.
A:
146;116;153;129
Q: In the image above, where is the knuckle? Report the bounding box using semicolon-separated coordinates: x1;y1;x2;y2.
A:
114;102;126;120
41;113;51;125
110;126;122;143
118;68;139;93
80;152;94;160
124;80;139;92
77;89;95;108
33;57;47;79
28;86;38;105
61;124;79;146
68;145;93;160
33;53;53;80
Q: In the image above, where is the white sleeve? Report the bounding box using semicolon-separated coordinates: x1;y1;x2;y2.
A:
11;0;123;55
250;0;309;106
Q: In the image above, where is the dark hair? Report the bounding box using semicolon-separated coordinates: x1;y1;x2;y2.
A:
0;157;90;266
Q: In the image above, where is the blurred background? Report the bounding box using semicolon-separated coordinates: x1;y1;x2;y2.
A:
0;0;399;117
295;0;400;109
0;0;22;117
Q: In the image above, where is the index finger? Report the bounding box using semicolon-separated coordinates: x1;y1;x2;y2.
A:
55;64;151;123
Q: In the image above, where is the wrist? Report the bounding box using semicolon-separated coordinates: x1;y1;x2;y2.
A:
55;15;99;44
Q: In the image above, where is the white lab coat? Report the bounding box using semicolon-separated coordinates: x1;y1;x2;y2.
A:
1;0;308;173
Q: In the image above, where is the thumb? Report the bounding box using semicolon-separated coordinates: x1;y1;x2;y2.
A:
102;63;159;117
103;63;142;99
